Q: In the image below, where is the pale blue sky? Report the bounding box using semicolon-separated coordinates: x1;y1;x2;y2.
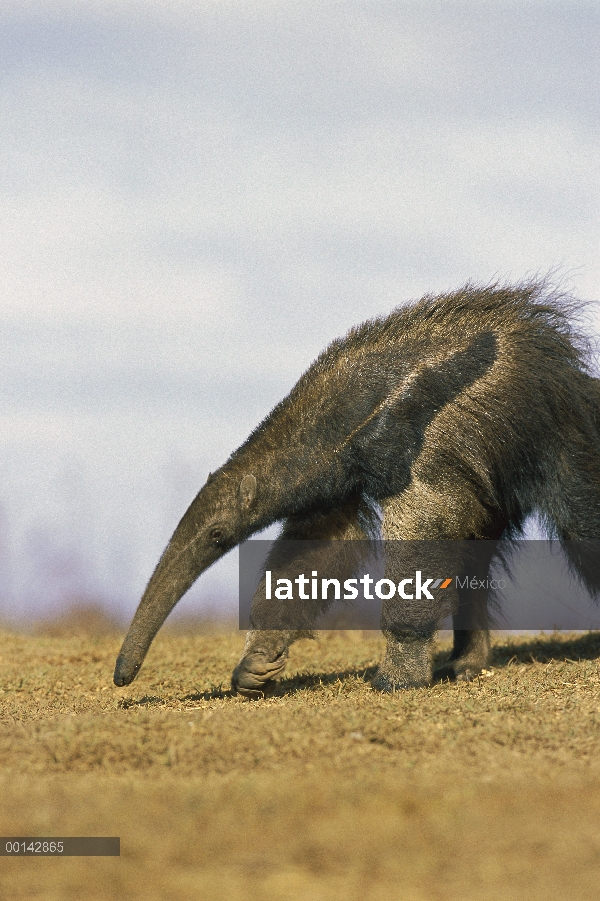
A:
0;1;598;622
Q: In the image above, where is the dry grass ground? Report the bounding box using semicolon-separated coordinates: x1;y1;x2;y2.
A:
1;618;600;900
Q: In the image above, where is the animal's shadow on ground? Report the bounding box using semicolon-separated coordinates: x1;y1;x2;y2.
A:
487;632;600;667
261;666;381;698
117;633;600;707
271;634;600;698
118;695;171;709
271;633;600;698
176;668;381;704
118;686;232;707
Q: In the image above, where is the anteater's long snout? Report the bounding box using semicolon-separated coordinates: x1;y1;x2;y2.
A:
113;505;225;688
113;627;149;685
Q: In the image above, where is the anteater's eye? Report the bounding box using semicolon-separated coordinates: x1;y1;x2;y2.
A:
209;527;224;544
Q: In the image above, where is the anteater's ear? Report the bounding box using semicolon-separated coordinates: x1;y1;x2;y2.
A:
238;473;257;510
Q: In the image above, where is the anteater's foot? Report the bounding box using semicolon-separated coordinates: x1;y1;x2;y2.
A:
371;630;433;693
433;657;486;683
370;666;429;693
231;651;287;699
434;630;491;683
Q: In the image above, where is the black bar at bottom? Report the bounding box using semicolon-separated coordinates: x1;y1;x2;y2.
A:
1;838;120;856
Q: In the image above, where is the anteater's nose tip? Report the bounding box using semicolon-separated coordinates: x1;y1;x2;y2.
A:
113;656;139;687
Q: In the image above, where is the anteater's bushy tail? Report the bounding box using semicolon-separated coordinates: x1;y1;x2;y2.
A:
538;373;600;597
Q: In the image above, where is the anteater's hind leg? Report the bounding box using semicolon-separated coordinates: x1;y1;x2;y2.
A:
434;539;499;683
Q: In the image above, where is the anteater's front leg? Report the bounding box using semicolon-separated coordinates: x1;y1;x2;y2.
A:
232;494;378;697
374;480;501;692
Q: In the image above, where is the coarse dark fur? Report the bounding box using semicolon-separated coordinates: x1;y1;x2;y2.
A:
114;280;600;695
